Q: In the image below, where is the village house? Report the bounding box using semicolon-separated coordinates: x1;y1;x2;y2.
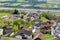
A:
24;13;40;21
15;27;32;40
2;25;13;37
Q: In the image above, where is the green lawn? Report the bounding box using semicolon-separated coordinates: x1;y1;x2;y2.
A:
44;34;54;40
3;37;16;40
40;17;49;21
0;12;11;17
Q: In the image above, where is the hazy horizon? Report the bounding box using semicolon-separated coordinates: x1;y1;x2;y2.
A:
0;0;60;9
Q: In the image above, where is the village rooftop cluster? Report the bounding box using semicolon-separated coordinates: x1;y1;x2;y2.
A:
0;9;60;40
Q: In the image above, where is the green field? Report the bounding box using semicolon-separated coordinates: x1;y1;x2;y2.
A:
3;37;16;40
0;12;11;17
50;12;60;15
17;0;25;2
44;34;54;40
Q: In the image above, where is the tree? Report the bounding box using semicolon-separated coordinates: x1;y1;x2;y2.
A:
13;9;19;14
42;12;58;20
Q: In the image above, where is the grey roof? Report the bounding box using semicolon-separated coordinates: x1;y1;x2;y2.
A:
15;29;32;36
26;13;40;17
23;29;32;36
34;19;42;27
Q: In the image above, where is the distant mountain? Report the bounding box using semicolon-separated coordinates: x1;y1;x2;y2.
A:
0;0;60;9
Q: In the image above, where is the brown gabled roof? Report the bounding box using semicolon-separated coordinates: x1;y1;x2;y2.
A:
44;24;53;27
